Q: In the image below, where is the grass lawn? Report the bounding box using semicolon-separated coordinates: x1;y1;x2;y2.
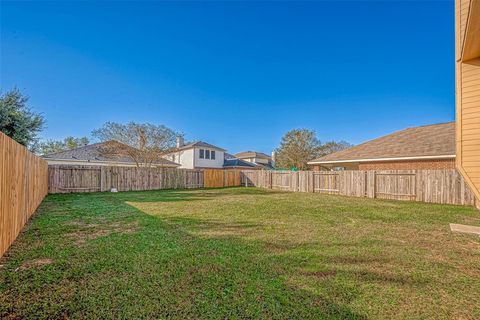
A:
1;187;479;319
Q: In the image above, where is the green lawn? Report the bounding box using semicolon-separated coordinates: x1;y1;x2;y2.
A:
1;187;479;319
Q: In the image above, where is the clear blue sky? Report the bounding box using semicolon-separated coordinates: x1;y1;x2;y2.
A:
1;1;455;154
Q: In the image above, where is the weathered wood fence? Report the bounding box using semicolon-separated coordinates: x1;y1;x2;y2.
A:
49;165;205;193
0;132;48;257
241;169;477;206
48;166;244;193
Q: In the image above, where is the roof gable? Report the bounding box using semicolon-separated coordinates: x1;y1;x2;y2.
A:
170;141;226;152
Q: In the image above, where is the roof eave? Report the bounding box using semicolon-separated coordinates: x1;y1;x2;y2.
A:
45;158;181;167
308;154;456;165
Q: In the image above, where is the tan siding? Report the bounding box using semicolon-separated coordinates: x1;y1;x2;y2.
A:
460;0;471;51
456;0;480;201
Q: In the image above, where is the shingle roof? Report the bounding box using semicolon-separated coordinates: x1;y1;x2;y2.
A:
309;122;455;164
223;158;259;168
234;151;271;159
174;141;226;152
42;141;180;166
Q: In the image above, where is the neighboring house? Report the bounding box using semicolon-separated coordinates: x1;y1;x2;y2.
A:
162;137;260;170
455;0;480;200
162;138;226;169
308;122;455;171
162;138;263;170
42;140;180;168
234;151;275;169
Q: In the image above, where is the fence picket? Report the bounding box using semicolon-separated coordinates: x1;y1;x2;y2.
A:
240;169;477;206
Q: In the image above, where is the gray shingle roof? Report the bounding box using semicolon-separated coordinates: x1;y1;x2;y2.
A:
309;122;455;164
42;141;180;166
175;141;226;152
223;158;259;168
234;151;271;159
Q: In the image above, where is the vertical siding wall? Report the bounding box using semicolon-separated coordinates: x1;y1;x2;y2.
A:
0;132;48;257
455;0;480;201
241;170;477;206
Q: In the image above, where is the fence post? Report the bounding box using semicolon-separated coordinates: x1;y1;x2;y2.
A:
309;171;314;193
364;170;367;197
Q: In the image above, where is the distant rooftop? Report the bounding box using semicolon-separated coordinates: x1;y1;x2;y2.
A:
235;151;271;159
309;122;455;164
223;158;259;168
43;140;180;166
173;141;226;152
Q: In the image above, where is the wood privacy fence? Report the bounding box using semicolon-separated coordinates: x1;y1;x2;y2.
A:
204;169;241;188
48;166;244;193
241;169;478;206
0;132;48;257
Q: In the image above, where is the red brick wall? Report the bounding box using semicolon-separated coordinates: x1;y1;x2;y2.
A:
358;159;455;170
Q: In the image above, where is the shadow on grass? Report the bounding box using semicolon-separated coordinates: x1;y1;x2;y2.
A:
2;187;430;319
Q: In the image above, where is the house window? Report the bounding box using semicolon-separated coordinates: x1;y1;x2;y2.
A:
205;150;210;159
199;149;205;159
211;150;215;160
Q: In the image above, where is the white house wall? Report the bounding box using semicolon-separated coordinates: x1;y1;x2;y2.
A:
164;149;194;169
194;148;224;168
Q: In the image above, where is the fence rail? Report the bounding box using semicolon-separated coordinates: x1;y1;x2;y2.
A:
48;166;245;193
48;165;206;193
0;132;48;257
241;169;477;206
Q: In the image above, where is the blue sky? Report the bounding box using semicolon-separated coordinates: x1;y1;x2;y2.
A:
1;1;455;154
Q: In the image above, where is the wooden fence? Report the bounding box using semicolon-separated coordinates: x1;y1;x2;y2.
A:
204;169;241;188
48;166;244;193
49;165;205;193
241;169;477;206
0;132;48;257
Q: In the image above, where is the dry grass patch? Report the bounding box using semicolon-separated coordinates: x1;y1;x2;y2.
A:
18;258;53;270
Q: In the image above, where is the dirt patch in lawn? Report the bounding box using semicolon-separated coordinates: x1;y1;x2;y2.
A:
19;258;54;270
66;221;139;245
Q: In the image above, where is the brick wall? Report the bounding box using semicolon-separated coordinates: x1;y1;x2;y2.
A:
358;159;455;170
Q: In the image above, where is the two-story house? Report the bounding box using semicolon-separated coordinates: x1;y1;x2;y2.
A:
163;137;259;170
234;151;275;169
163;137;225;169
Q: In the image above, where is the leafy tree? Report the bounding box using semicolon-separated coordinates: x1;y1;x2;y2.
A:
275;129;352;170
275;129;322;170
38;136;90;155
0;89;44;149
317;140;352;157
92;122;179;167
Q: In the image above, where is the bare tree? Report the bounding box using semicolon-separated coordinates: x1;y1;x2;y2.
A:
92;122;180;167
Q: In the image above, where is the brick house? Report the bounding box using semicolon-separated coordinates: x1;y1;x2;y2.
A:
308;122;455;171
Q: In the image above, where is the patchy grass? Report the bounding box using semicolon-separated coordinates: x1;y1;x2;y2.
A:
0;187;479;319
